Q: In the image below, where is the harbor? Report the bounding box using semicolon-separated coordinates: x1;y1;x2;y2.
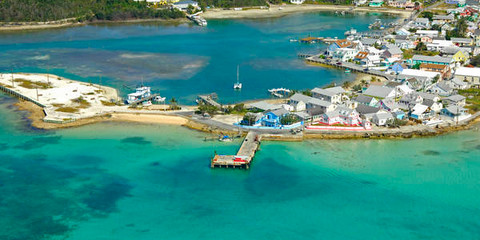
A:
211;131;261;169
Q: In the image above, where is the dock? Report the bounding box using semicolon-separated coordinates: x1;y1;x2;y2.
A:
211;132;261;169
301;54;394;81
197;93;221;108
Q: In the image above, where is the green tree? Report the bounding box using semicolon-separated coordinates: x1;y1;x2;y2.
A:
280;114;298;126
420;11;434;21
415;41;427;51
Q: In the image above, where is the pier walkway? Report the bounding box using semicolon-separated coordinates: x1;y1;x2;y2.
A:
300;54;395;81
211;131;261;169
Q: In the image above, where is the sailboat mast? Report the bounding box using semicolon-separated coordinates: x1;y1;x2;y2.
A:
237;65;239;84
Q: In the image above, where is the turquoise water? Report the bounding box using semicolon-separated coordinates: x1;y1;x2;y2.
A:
0;12;395;104
1;92;480;240
1;12;480;240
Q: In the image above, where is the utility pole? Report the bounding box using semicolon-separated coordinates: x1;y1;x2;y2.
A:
36;88;39;101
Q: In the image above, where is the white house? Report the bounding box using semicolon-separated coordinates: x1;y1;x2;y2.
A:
173;0;198;10
290;0;305;4
311;86;346;104
372;110;394;126
454;67;480;87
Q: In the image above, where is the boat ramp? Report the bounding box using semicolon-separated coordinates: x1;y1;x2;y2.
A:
211;131;261;169
197;93;221;108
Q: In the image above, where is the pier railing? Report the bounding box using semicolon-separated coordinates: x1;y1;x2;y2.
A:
0;85;46;108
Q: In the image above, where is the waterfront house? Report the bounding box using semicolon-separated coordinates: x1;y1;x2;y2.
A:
379;98;402;112
363;85;396;99
327;39;355;56
354;51;369;63
248;101;282;112
441;105;468;120
311;86;345;104
290;0;305;4
318;107;362;126
412;55;453;66
369;0;384;7
261;108;290;127
355;0;368;5
388;0;413;8
410;103;431;120
422;98;443;112
443;94;466;106
428;81;453;96
372;111;394;126
289;93;333;111
173;0;198;10
353;94;379;107
332;48;359;62
454;67;480;86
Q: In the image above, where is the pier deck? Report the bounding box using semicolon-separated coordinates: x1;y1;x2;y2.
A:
211;132;261;169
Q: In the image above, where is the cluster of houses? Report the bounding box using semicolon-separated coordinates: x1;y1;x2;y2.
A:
241;76;470;130
238;4;480;130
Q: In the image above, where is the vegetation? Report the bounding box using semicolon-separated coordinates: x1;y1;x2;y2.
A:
470;55;480;67
72;96;91;108
197;103;219;115
402;48;440;59
225;103;246;114
386;118;408;128
169;97;181;110
196;0;267;8
0;0;185;22
280;114;298;125
458;88;480;113
415;41;427;51
14;79;52;89
446;17;468;39
241;113;258;126
420;11;434;21
56;106;79;113
101;100;116;106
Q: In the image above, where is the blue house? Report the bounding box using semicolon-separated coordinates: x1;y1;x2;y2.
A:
393;110;406;120
391;62;404;74
261;108;290;127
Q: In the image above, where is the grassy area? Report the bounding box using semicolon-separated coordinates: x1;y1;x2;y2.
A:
458;88;480;113
402;49;440;59
56;107;79;113
72;96;91;108
101;100;116;106
15;79;52;89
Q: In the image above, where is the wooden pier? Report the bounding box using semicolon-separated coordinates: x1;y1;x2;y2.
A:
301;54;394;81
211;132;261;169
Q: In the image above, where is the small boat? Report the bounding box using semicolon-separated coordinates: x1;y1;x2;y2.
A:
233;65;242;90
345;69;351;73
219;135;233;142
289;39;298;42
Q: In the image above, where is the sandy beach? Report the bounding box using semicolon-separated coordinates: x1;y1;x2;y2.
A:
202;4;412;19
109;113;189;125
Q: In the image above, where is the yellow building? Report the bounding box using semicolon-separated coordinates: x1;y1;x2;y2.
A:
452;50;467;63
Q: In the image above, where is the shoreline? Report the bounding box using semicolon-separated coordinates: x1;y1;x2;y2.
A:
0;17;188;32
0;4;410;32
202;4;412;19
12;98;480;141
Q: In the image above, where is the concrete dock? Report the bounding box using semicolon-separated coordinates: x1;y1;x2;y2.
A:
211;131;261;169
